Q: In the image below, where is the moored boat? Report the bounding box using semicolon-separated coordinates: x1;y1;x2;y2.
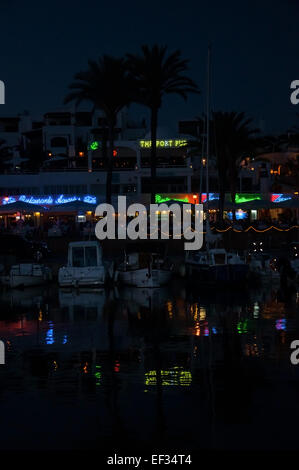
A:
7;263;52;288
185;248;248;284
115;252;172;287
58;241;107;287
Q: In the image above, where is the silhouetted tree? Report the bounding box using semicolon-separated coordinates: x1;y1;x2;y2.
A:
65;56;134;202
127;45;199;203
190;112;259;221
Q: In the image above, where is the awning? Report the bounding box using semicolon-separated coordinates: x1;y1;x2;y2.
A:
273;199;299;209
236;199;277;210
0;201;47;213
49;200;96;212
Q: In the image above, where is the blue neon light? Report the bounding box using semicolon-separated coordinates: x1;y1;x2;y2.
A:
19;195;54;204
2;197;17;205
1;194;97;206
83;195;97;204
227;210;248;220
45;322;54;345
272;194;292;203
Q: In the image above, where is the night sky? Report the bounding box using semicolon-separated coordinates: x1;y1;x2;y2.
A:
1;0;298;134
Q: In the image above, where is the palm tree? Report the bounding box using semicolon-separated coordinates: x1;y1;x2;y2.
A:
64;55;133;203
212;112;259;221
189;112;258;221
126;45;199;203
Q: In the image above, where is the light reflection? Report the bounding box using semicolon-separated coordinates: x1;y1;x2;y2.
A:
199;306;206;321
38;309;43;322
237;319;249;334
145;367;192;387
95;365;102;386
167;300;173;318
45;322;54;344
253;302;259;319
276;319;286;331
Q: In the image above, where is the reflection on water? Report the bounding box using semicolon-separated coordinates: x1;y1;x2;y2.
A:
0;281;299;450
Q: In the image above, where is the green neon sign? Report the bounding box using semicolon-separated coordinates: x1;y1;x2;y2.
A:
235;193;261;204
155;194;189;204
89;141;100;151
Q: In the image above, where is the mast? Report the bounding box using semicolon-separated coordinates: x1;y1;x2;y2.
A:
206;44;211;207
205;44;211;250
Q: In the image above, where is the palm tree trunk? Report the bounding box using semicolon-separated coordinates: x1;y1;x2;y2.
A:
150;107;158;204
106;124;114;204
229;163;237;222
231;185;237;222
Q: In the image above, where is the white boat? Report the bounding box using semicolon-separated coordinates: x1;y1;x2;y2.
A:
58;241;107;287
8;263;52;288
115;252;172;287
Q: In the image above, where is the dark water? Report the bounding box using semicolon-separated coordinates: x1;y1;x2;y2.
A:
0;281;299;451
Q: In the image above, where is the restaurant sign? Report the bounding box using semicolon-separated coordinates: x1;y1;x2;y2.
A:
0;195;97;206
139;139;187;148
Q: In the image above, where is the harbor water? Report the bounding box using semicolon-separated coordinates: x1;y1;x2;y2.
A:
0;281;299;451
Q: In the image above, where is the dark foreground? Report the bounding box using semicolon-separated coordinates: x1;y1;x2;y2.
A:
0;280;299;454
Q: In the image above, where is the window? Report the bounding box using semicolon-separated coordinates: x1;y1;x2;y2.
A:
72;246;97;267
72;247;85;267
85;246;97;266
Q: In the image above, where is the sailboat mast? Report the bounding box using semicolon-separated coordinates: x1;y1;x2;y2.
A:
205;45;212;254
206;44;211;206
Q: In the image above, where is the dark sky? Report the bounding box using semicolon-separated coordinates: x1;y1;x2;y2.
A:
1;0;298;134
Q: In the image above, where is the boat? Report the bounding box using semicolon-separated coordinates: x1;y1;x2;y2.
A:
7;263;52;288
227;251;249;282
248;254;280;284
184;47;249;286
115;252;173;287
186;247;248;284
58;241;108;287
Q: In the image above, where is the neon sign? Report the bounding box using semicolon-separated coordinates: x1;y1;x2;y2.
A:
155;194;189;204
140;139;187;148
201;193;219;203
235;193;261;204
271;194;292;203
2;197;17;205
89;141;100;151
19;195;54;204
0;195;97;206
155;193;219;204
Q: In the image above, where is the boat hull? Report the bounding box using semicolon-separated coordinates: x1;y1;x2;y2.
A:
186;263;248;284
58;266;106;287
117;268;171;287
9;264;52;288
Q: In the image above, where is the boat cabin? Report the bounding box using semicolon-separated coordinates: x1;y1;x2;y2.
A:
67;241;102;268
